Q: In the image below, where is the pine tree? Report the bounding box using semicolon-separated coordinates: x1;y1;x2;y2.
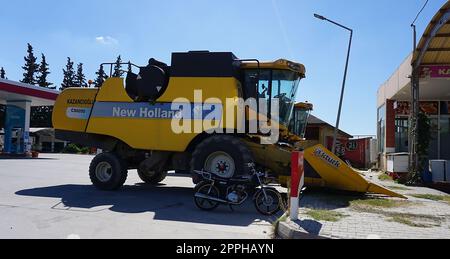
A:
113;55;124;77
75;63;87;87
37;54;53;88
34;54;54;128
128;61;134;73
31;106;53;128
94;65;108;87
61;57;75;90
21;43;39;85
0;67;5;79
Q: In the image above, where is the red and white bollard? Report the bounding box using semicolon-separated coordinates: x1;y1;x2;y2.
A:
290;151;305;221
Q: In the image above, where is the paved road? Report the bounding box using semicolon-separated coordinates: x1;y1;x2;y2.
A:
0;154;274;239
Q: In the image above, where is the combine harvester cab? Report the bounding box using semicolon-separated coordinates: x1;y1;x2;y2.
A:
304;145;405;198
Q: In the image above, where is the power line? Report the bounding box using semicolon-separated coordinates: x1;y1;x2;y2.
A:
411;0;429;26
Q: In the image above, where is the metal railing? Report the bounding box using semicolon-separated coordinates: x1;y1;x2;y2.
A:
99;62;141;78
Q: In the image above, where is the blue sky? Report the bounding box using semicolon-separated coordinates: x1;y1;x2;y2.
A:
0;0;447;135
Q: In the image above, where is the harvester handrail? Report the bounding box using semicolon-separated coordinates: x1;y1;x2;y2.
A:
100;62;142;78
236;59;262;124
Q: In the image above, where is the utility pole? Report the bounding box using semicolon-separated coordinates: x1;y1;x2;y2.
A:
410;24;419;174
409;0;428;174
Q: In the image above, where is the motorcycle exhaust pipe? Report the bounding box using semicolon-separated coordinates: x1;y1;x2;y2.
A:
194;193;228;204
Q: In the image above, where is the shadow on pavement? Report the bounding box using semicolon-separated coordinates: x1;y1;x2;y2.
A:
0;157;58;160
300;188;373;210
16;183;278;227
293;219;323;236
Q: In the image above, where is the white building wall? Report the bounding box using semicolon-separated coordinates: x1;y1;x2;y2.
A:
377;53;413;108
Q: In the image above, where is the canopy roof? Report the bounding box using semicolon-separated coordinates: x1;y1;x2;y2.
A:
0;78;59;106
413;1;450;67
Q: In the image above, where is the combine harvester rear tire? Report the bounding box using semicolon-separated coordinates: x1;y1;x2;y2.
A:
137;169;168;184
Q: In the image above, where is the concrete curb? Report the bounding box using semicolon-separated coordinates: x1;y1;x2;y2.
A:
277;220;330;239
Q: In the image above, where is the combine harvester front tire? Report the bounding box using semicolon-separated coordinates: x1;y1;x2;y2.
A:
89;152;128;191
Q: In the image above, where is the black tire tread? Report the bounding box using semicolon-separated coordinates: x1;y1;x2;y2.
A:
89;152;128;191
190;135;254;180
254;188;282;216
137;169;168;184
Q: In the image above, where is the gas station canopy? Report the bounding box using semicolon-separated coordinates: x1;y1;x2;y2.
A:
0;78;60;155
0;78;59;106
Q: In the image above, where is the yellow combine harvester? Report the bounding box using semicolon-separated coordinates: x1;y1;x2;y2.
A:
52;51;402;198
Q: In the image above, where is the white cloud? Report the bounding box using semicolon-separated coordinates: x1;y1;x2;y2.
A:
95;36;119;45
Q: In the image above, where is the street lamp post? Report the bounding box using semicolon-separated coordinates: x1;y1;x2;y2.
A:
314;14;353;154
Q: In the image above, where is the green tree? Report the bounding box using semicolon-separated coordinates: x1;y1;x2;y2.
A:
113;55;124;77
61;57;75;90
94;65;108;87
75;63;87;87
404;112;432;185
21;43;39;85
33;54;54;128
0;67;5;79
30;106;53;128
37;54;53;88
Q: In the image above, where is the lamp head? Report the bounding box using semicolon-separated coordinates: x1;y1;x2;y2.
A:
314;14;326;20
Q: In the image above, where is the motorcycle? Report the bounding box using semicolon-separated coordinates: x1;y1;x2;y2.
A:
193;163;285;216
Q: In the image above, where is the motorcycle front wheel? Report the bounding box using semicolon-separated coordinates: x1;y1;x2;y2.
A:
254;188;282;216
194;183;221;211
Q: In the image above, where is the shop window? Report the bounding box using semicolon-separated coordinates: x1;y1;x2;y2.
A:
54;143;65;153
0;104;5;129
440;116;450;160
305;127;320;140
41;142;52;153
377;105;386;153
395;117;408;153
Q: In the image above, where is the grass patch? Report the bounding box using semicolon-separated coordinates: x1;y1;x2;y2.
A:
389;213;442;228
272;212;289;238
411;194;450;203
387;185;411;191
350;198;411;212
306;209;347;222
378;173;393;182
390;216;432;228
349;198;441;228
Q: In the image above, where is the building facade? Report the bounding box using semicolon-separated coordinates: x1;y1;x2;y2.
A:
377;2;450;172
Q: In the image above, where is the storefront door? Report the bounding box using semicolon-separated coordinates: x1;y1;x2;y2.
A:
440;115;450;160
